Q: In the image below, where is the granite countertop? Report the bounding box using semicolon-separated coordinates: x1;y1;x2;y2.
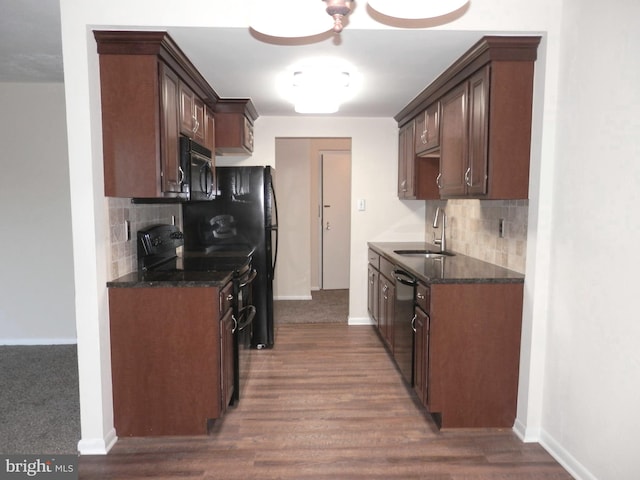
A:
107;269;235;288
368;242;524;284
107;251;252;288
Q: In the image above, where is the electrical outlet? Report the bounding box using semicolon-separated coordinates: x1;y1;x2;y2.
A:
499;218;505;238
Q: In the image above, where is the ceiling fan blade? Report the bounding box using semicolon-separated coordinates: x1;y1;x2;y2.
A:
368;0;470;19
249;0;334;38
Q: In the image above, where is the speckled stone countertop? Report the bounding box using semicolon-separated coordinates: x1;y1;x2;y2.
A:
107;269;234;288
107;252;251;288
368;242;524;284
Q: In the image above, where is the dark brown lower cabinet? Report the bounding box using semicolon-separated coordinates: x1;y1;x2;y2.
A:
426;282;524;428
377;274;395;351
108;286;227;436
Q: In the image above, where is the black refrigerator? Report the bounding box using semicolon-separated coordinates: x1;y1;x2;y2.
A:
182;166;278;348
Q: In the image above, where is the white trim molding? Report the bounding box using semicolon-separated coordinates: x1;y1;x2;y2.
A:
77;428;117;455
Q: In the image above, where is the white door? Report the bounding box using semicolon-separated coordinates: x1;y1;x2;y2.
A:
321;152;351;290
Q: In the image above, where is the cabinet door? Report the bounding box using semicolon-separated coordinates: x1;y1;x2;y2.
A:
204;107;215;152
438;82;468;197
378;276;394;349
467;66;490;196
193;97;206;145
179;83;195;137
413;307;429;407
159;64;183;195
180;83;206;143
220;308;234;412
242;116;254;153
368;265;379;325
415;103;440;155
398;121;416;199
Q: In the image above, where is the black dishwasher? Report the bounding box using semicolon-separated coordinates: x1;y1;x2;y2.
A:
393;268;417;385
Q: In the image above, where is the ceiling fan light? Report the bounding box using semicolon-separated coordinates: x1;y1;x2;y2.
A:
367;0;470;19
324;0;353;33
249;0;333;37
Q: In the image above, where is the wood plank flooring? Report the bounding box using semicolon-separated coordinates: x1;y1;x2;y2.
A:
79;324;571;479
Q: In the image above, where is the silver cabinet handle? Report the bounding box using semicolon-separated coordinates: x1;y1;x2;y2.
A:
420;129;428;144
231;315;238;334
178;166;184;184
192;115;199;134
411;314;417;333
400;179;407;192
465;167;472;187
417;292;425;300
226;294;233;301
436;173;442;189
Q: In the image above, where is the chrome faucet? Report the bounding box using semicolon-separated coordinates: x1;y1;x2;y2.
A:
433;207;447;252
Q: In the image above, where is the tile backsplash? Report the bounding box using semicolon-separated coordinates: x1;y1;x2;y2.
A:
108;198;182;279
425;199;528;273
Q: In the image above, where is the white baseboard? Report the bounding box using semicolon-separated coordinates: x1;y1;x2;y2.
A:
0;337;77;346
539;429;597;480
275;295;313;300
514;420;596;480
512;418;540;442
348;316;374;326
78;428;117;455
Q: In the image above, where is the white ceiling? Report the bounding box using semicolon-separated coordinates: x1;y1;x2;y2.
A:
0;0;487;118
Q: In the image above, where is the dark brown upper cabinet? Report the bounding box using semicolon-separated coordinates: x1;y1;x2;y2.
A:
396;36;540;200
397;121;416;199
414;102;440;155
214;99;258;156
94;31;220;199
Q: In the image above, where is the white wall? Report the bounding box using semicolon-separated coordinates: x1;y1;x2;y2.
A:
274;138;313;300
0;83;76;344
538;2;640;479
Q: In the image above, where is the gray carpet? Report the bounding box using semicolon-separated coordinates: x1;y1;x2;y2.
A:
0;345;80;454
274;289;349;324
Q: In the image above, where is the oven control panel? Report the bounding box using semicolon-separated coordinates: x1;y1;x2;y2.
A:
138;224;184;256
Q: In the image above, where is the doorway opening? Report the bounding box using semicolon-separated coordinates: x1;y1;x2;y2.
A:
274;138;351;310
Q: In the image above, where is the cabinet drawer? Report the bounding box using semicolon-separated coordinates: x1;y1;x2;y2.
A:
379;257;396;281
416;282;430;313
219;281;233;314
368;249;380;269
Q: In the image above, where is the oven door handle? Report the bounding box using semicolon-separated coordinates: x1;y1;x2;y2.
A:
238;269;257;289
236;305;256;331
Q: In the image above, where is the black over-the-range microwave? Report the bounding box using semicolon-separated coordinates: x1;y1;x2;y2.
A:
180;136;214;201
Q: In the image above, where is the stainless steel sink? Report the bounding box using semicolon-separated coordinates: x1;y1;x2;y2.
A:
393;249;455;258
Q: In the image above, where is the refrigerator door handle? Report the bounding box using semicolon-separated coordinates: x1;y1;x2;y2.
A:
270;181;279;276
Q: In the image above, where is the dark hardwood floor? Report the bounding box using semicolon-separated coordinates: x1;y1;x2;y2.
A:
79;324;571;479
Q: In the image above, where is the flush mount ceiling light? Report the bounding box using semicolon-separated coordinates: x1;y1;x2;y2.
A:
293;68;351;114
277;59;358;114
249;0;469;37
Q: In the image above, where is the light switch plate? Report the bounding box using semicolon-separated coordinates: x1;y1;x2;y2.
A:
357;199;366;211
